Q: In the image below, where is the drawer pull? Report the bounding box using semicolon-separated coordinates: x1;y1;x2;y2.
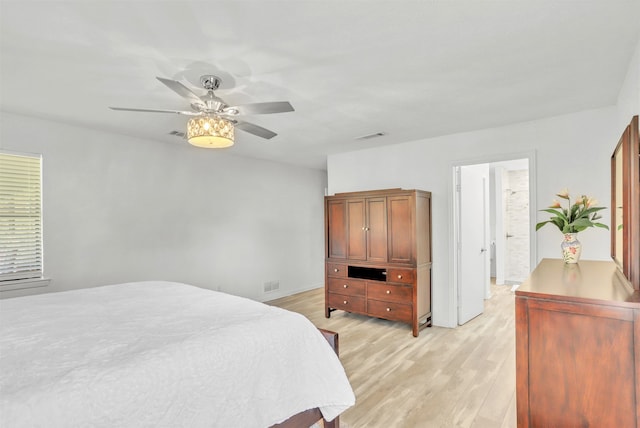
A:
386;290;391;294
343;300;348;305
334;268;339;273
397;274;403;279
386;307;391;312
343;284;348;288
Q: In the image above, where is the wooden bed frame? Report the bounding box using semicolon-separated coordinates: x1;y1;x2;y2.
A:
271;329;341;428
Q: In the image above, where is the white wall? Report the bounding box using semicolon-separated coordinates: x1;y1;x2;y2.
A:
0;112;327;300
616;37;640;132
327;106;620;327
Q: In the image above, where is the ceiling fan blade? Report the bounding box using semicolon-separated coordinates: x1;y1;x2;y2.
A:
156;77;204;104
109;106;200;116
235;121;278;139
229;101;294;115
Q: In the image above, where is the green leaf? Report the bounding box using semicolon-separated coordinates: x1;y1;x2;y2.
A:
572;218;594;228
570;218;593;233
593;222;609;230
577;206;606;219
536;221;551;231
536;222;545;231
536;218;565;232
540;208;568;221
551;217;565;230
569;204;580;222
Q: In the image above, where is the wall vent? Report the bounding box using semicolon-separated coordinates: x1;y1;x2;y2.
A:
355;132;385;140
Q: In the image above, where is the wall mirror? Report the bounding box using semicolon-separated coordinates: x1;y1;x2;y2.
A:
611;130;627;271
611;115;639;290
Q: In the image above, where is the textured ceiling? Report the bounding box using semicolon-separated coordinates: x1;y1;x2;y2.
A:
1;1;639;169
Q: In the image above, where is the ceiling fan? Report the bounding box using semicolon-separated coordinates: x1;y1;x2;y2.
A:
109;75;294;148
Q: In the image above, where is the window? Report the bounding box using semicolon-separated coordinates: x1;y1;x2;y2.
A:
0;151;44;283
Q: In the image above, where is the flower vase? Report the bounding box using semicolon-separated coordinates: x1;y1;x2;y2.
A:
561;233;582;264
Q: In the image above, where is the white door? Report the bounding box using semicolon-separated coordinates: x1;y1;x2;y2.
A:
457;164;489;325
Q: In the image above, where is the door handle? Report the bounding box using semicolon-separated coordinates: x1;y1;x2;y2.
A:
480;248;487;253
506;233;514;238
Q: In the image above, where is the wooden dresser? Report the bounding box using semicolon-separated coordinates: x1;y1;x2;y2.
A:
324;189;432;337
515;259;640;427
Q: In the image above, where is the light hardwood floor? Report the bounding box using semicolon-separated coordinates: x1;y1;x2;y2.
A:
267;283;517;428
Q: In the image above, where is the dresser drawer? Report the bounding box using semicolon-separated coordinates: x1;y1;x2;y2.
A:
328;293;366;313
327;278;366;296
386;268;415;284
368;282;412;303
326;262;347;278
367;299;412;323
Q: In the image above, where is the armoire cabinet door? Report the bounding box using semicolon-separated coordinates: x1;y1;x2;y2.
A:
345;197;388;262
366;197;388;262
387;195;414;264
347;199;367;260
326;199;347;259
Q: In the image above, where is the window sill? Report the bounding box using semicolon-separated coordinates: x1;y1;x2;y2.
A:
0;278;51;292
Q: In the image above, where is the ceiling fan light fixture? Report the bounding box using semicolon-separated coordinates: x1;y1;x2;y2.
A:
187;116;234;148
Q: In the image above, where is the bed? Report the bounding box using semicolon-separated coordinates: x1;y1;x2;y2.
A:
0;281;354;427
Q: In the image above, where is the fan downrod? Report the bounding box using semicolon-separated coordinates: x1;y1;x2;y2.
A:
200;75;222;91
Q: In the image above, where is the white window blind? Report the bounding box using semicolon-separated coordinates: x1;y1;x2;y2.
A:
0;152;43;282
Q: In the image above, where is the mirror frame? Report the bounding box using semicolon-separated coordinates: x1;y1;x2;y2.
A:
611;134;627;272
611;115;639;290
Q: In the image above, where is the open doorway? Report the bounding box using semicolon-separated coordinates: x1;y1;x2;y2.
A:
491;159;531;287
453;154;536;325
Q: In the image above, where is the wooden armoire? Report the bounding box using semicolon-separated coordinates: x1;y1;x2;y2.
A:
324;188;432;337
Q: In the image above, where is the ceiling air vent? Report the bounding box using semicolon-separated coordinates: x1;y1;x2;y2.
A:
355;132;385;140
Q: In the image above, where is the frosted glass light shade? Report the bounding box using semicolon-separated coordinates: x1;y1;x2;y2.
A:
187;116;234;148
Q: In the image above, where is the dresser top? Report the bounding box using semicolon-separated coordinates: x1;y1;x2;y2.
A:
516;258;640;308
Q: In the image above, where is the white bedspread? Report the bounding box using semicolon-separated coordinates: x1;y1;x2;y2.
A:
0;281;354;427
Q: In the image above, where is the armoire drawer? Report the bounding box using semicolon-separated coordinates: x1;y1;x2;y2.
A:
326;262;347;278
367;282;412;303
367;299;412;323
328;293;366;313
327;278;366;297
386;268;415;284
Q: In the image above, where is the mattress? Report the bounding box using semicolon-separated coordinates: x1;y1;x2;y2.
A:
0;281;354;427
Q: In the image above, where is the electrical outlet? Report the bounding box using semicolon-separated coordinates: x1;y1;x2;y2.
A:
263;280;280;293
